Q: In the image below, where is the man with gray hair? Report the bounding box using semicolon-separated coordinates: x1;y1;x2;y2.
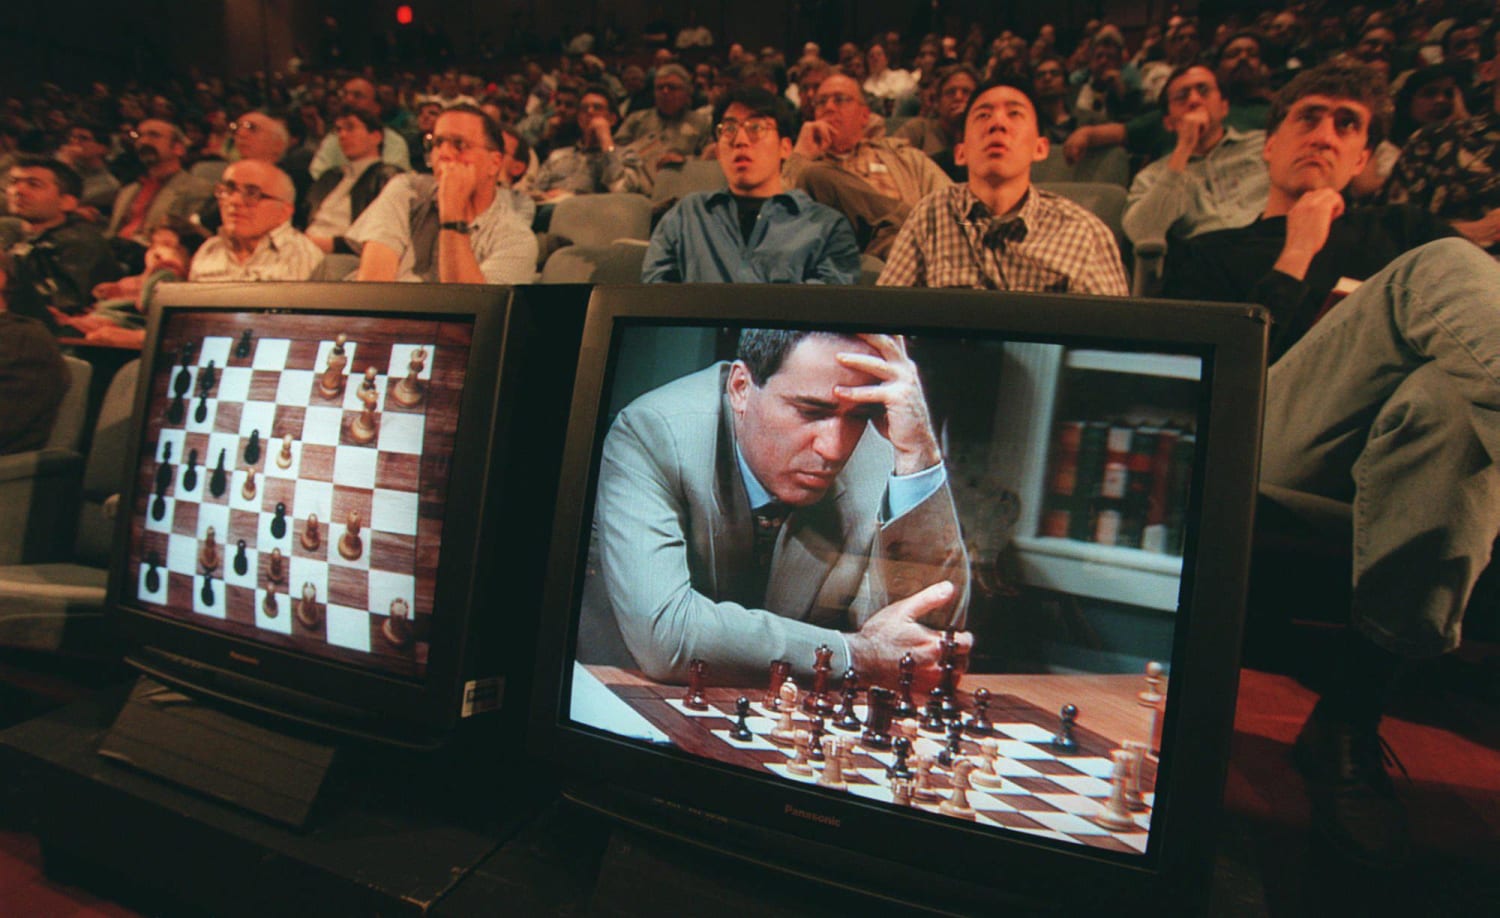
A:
614;63;712;177
188;159;322;281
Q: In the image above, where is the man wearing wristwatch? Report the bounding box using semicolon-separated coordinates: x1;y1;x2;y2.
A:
347;104;538;284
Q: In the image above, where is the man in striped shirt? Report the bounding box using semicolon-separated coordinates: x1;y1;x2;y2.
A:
878;78;1128;295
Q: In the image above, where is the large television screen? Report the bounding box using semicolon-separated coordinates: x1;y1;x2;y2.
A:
113;282;587;746
532;286;1267;912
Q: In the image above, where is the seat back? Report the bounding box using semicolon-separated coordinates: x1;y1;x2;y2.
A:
541;240;650;284
858;254;886;287
1031;146;1131;186
549;193;654;247
75;359;140;566
45;356;94;451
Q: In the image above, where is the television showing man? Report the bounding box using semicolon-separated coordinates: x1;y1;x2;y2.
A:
878;78;1128;294
2;155;121;332
1163;62;1500;866
188;159;322;282
642;88;858;284
350;105;537;284
1122;64;1269;248
579;329;971;689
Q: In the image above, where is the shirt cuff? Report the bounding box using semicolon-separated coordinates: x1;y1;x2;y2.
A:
884;462;946;522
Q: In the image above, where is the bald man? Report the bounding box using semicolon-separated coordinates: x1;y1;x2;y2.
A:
188;160;323;281
309;77;412;179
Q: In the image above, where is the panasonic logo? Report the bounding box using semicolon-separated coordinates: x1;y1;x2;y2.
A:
784;804;841;827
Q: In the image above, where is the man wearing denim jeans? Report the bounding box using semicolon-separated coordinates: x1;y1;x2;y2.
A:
1165;61;1500;866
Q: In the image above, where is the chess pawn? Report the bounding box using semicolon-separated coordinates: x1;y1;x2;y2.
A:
262;591;280;618
350;384;379;444
911;756;940;801
233;539;249;576
276;434;294;470
768;678;799;746
383;597;413;648
970;737;1006;789
1093;750;1140;831
391;346;426;407
199;526;220;573
295;581;322;629
338;510;364;561
267;547;285;584
301;513;322;552
241;467;257;502
938;759;977;821
786;730;815;777
1122;740;1150;811
319;333;348;398
359;364;378;396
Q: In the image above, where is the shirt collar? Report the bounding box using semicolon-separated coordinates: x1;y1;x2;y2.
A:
344;154;380;178
706;187;803;213
954;183;1039;229
734;442;776;512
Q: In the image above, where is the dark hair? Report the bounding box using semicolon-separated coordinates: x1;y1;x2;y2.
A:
713;87;797;141
12;153;83;199
736;330;859;386
498;122;531;166
935;63;981;95
1158;63;1219;113
963;76;1042;129
580;83;614;107
335;105;383;134
1216;30;1267;65
436;102;504;151
1267;61;1391;148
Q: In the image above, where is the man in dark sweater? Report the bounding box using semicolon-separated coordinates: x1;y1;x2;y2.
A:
1165;62;1500;867
0;251;70;456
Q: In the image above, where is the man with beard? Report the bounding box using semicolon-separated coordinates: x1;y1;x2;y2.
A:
106;118;213;249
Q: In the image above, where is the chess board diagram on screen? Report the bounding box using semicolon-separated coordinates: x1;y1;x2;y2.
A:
125;310;473;681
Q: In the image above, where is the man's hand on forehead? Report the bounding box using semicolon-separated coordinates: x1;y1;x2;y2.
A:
831;334;942;475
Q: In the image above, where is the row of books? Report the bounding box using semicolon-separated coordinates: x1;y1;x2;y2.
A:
1040;420;1196;555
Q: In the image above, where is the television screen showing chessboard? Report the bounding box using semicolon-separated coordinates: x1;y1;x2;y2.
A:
565;321;1209;862
122;308;473;682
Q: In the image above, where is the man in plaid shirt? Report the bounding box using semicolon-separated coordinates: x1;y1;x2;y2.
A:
877;77;1129;295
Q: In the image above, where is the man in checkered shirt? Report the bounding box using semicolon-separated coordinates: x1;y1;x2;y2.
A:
877;77;1129;295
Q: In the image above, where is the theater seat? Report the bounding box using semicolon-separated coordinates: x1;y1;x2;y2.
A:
0;359;139;656
540;240;650;284
549;193;653;247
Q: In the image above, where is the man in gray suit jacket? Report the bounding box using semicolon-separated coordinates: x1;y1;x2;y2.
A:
579;329;971;690
106;119;214;247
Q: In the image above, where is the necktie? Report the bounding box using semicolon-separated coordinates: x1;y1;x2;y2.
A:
983;216;1028;249
752;502;790;604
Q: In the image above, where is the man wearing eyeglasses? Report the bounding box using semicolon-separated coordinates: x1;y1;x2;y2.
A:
348;105;537;284
642;88;858;284
106;118;214;248
308;77;412;181
614;63;711;177
186;159;322;282
1122;65;1269;249
55;122;120;219
532;85;648;199
783;73;950;258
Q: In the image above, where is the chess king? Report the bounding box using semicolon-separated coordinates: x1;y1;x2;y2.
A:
578;329;972;690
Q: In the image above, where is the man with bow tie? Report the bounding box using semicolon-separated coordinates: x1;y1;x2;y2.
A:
876;77;1128;294
578;329;971;690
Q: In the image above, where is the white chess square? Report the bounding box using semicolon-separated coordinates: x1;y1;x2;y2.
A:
969;774;1028;795
137;561;168;603
333;445;378;484
251;338;291;371
990;757;1043;778
1118;831;1150;853
223;541;258;589
1026;810;1110;837
370;488;419;536
302;405;344;445
966;791;1016;813
196;503;230;542
217;366;252;403
292;479;334;522
326;604;371;651
255;589;293;634
711;728;780;751
155;430;185;465
237;401;276;440
1036;792;1111;817
1062;757;1117;780
315;339;358;377
276;369;316;405
183;398;219;433
191;574;227;618
994;739;1054;760
376;412;424;455
198;336;233;368
166;533;198;576
996;722;1056;743
763;763;819;784
388;344;435;381
665;698;720;718
342;372;387;412
288;556;328;604
1046;775;1114;798
206;431;242;474
264;435;301;480
144;496;176;533
367;569;415;617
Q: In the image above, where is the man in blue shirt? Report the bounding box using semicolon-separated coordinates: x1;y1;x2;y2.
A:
642;88;860;284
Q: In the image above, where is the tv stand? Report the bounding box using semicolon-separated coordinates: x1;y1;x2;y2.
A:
97;677;336;828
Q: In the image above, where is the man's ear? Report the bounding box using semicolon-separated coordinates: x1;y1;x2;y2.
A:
727;361;753;415
1032;135;1050;162
59;193;80;214
777;136;793;161
954;135;967;166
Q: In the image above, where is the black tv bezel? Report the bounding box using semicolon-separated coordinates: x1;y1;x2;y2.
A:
529;284;1268;913
111;281;520;748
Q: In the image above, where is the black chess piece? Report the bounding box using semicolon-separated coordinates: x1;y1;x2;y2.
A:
895;652;917;718
966;688;994;736
199;360;217;396
194;394;209;424
151;491;167;522
1052;703;1080;754
937;720;965;768
808;716;826;762
833;667;862;731
200;576;215;606
233;539;248;576
235;329;253;359
144;553;161;593
182;448;199;492
209;449;228;498
920;686;947;734
167;391;186;425
243;429;261;467
173;352;192;397
270;501;287;539
861;686;896;750
730;696;753;741
888;736;914;780
155;452;173;495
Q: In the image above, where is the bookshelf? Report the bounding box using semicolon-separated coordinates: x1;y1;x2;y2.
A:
980;344;1200;613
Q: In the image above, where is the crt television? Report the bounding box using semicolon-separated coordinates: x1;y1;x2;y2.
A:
530;285;1267;914
111;282;586;748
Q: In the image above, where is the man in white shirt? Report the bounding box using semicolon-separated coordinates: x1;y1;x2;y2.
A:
308;77;412;180
188;159;323;282
300;107;405;255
